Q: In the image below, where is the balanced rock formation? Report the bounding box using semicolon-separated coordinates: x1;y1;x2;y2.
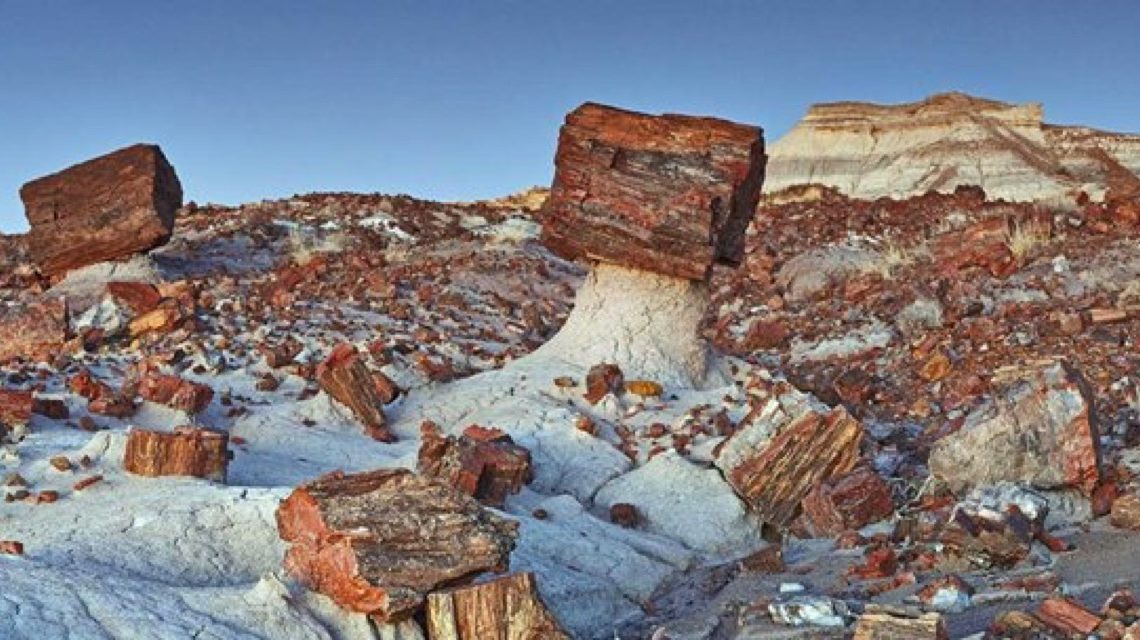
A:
21;144;182;276
714;379;864;528
542;102;766;281
276;469;518;623
123;426;229;482
766;92;1140;204
426;573;569;640
317;343;394;442
418;422;533;507
928;361;1101;496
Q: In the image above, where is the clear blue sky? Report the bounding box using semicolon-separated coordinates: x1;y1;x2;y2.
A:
2;1;1139;232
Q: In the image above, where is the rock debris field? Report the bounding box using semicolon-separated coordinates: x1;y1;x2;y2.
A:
4;94;1140;639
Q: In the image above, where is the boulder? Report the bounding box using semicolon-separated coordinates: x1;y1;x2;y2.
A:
928;362;1101;496
0;389;34;428
714;382;864;528
137;373;214;414
425;573;569;639
276;469;518;622
123;426;229;482
541;102;766;281
317;343;393;442
21;144;182;276
417;422;533;507
0;298;69;362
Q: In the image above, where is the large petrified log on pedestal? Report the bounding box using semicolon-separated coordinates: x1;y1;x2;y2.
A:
21;144;182;276
542;102;766;281
317;343;394;442
123;426;229;482
425;572;569;640
417;422;533;507
276;468;518;623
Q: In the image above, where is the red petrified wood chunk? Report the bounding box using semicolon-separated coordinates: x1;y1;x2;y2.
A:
21;143;183;277
799;465;895;537
542;102;767;281
417;421;533;507
123;426;229;482
106;281;164;314
426;572;570;639
316;343;394;442
276;468;518;622
584;363;624;405
68;368;136;418
137;373;214;414
1036;597;1103;636
0;390;34;427
0;298;69;363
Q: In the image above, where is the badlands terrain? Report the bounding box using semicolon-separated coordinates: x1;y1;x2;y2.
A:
3;93;1140;639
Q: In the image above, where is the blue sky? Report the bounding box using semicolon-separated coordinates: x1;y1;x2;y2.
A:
1;1;1138;232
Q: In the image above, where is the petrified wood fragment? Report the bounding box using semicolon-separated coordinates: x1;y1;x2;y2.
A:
853;608;948;640
276;469;518;622
123;426;228;482
799;465;895;537
22;144;182;276
426;572;569;640
418;422;532;507
542;102;766;281
137;373;214;414
317;343;393;442
0;298;69;362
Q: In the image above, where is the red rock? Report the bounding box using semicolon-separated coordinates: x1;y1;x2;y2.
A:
930;217;1017;277
799;466;895;537
417;421;532;507
929;362;1102;496
69;369;136;418
0;389;34;427
0;298;69;362
1110;494;1140;530
317;343;393;442
32;397;69;420
740;544;785;573
742;318;789;350
1037;597;1103;635
542;103;767;280
49;456;71;472
22;144;182;276
0;540;24;555
123;426;228;482
276;468;518;622
609;503;640;529
106;281;163;314
137;373;214;414
584;363;624;405
372;371;399;404
128;302;187;338
849;545;898;579
259;339;303;368
425;572;569;639
73;475;104;491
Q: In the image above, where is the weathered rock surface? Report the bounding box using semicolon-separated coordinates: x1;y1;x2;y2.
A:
317;343;394;442
798;465;895;537
715;382;864;528
425;572;569;640
928;361;1101;496
766;91;1140;203
542;102;766;280
21;144;182;276
123;427;229;482
137;373;214;414
276;469;518;623
417;422;533;507
0;298;69;362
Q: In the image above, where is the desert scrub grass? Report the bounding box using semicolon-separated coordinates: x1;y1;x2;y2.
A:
1005;217;1052;264
288;226;348;266
865;237;930;280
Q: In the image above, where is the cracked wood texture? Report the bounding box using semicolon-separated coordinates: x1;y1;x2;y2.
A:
276;468;518;623
123;426;229;482
418;422;533;507
853;610;949;639
426;572;569;640
21;144;182;276
316;343;393;442
541;102;767;281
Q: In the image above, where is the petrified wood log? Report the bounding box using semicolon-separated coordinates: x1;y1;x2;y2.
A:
1036;597;1103;636
276;468;518;623
799;465;895;537
137;373;214;414
418;422;532;507
317;343;394;442
22;144;182;276
123;426;228;482
0;389;34;428
853;608;948;640
426;572;569;640
542;102;767;281
716;398;863;528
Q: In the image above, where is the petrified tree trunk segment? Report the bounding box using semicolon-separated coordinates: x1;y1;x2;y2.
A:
541;102;766;281
799;465;895;537
715;382;864;529
418;422;533;507
928;361;1101;496
853;609;949;639
316;343;394;442
276;469;518;623
425;572;569;640
123;426;229;482
21;144;182;276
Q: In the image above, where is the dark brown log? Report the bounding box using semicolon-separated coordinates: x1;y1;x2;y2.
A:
425;572;569;640
276;468;518;623
417;422;532;507
317;343;393;442
542;102;766;281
